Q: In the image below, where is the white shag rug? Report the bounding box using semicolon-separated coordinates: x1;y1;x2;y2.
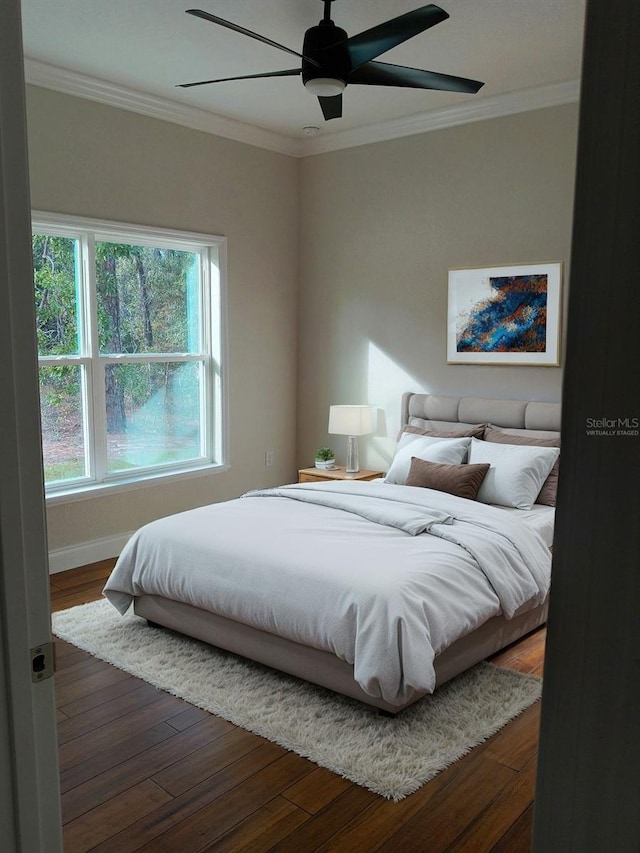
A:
52;599;541;801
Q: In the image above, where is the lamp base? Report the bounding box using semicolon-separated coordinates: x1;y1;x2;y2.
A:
345;435;359;473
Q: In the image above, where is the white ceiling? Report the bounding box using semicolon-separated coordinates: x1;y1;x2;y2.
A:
21;0;585;155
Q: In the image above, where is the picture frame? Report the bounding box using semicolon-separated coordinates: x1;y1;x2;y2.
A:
447;261;562;366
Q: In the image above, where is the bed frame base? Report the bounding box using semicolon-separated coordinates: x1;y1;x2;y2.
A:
134;594;547;714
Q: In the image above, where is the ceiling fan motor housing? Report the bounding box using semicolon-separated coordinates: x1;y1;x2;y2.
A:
302;23;350;89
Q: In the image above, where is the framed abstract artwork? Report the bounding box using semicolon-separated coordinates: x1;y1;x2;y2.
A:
447;262;562;366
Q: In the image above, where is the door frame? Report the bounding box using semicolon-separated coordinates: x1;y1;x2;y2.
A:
0;0;63;849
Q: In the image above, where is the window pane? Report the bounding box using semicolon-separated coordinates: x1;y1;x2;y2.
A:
96;242;200;355
32;234;80;355
105;361;202;473
39;365;87;483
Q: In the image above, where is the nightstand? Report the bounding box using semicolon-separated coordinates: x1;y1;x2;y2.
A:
298;466;385;484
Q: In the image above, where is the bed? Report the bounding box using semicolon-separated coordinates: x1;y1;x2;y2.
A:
103;392;561;714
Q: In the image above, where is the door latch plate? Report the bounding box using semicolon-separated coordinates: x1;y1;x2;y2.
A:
30;641;54;682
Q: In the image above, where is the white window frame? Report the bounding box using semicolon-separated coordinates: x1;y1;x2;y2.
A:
31;212;228;504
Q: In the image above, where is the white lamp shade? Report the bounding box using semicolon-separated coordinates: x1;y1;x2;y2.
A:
328;405;374;436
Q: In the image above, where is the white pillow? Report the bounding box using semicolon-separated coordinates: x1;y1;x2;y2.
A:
468;437;560;510
385;434;472;485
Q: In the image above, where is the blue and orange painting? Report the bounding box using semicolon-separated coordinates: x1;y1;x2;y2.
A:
456;275;548;353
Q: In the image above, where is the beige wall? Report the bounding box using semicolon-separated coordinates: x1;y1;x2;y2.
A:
26;86;299;553
297;103;579;474
27;87;579;558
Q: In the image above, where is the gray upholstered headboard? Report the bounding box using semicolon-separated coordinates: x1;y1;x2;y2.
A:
401;392;561;438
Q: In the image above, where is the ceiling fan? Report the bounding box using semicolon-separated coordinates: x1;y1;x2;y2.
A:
178;1;484;121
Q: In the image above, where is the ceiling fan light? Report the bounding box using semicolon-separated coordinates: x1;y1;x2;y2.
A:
304;77;346;97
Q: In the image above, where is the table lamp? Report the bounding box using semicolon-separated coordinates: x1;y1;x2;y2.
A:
328;405;374;473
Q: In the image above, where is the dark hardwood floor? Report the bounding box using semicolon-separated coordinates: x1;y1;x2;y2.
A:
51;561;545;852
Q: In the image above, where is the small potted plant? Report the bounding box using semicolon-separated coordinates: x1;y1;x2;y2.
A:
314;446;336;469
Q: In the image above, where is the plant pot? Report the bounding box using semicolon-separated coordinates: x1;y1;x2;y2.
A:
315;459;335;469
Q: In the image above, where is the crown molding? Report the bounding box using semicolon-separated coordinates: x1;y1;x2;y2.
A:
24;58;305;157
302;79;581;155
24;58;579;159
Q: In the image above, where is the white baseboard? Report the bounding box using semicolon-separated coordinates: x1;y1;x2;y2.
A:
48;532;134;574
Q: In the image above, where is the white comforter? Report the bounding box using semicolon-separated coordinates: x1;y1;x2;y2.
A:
104;481;551;705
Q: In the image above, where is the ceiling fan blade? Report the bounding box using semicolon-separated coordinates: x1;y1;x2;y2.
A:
177;68;301;89
318;94;343;121
343;4;449;70
185;9;320;67
348;60;484;94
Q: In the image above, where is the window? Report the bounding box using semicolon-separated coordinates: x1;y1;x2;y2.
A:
31;213;226;498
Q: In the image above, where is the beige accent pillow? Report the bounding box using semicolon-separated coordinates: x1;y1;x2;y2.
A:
403;423;486;439
483;425;560;506
405;458;491;501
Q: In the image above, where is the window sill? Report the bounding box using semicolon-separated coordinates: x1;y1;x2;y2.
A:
45;461;230;506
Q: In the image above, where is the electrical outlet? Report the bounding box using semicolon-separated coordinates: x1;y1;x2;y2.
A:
265;450;274;467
